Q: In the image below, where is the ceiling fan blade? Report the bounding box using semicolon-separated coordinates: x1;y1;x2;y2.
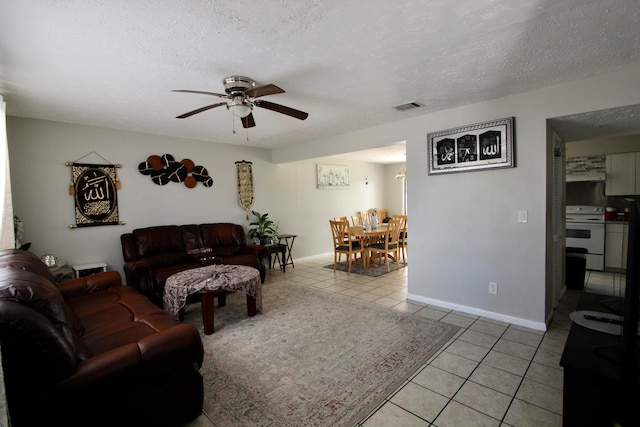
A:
242;113;256;128
172;89;228;98
245;84;285;98
175;102;226;119
254;99;309;120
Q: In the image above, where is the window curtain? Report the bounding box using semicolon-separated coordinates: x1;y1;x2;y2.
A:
0;95;15;249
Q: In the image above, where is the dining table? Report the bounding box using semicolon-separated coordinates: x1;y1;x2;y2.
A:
351;224;394;268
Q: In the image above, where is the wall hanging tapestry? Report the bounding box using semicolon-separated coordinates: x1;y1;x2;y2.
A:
235;160;254;219
427;117;515;175
138;154;213;188
317;164;350;189
66;152;123;228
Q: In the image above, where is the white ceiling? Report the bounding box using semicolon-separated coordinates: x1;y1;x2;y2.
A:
1;0;640;163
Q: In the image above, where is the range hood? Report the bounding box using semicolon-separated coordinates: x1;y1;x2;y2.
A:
566;173;606;182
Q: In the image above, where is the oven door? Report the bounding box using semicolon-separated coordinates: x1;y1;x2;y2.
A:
566;221;605;271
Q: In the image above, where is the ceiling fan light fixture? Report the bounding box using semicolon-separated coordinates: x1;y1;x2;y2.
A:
228;97;253;118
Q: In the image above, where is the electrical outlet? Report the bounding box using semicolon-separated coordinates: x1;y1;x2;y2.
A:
489;282;498;294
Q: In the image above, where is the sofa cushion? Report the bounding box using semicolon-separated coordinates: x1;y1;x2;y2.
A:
200;223;242;255
133;225;184;257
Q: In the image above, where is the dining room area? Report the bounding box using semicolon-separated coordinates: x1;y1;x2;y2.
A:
328;209;407;276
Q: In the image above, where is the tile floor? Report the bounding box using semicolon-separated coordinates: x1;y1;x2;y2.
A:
185;258;624;427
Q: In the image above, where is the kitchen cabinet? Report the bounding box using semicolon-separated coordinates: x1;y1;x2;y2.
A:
605;152;639;195
605;222;628;271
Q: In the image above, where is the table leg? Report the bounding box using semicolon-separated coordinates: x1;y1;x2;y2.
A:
247;294;257;317
201;292;215;335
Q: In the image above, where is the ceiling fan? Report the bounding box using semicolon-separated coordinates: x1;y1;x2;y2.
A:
172;75;309;128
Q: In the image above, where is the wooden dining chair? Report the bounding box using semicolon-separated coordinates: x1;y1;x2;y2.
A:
329;219;366;272
366;217;402;272
378;209;388;220
393;214;408;266
351;215;362;227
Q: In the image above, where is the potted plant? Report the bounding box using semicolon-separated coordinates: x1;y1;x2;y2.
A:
248;210;277;244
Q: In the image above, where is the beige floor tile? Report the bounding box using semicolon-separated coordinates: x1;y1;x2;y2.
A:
453;381;512;420
372;296;403;307
469;319;508;337
524;362;563;390
503;398;562;427
444;340;490;362
493;338;537;360
362;402;429;427
457;329;500;349
440;312;476;328
430;352;479;378
532;348;563;368
469;363;522;396
482;350;530;376
414;307;448;321
515;378;563;415
390;382;449;422
411;365;465;398
502;327;544;346
433;400;500;427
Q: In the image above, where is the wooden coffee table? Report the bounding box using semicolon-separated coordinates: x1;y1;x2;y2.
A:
163;264;262;335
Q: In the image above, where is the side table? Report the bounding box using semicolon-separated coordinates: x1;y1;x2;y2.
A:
264;243;286;271
277;234;297;269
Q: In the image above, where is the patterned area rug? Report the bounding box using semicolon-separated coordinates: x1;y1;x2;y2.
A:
183;282;458;426
323;260;406;276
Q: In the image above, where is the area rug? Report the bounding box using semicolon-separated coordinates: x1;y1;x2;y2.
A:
323;260;406;276
183;281;458;426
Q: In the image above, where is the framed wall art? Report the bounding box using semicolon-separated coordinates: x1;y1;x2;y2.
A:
317;164;350;189
427;117;515;175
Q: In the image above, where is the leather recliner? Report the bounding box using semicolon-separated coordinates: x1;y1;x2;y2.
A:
0;249;205;426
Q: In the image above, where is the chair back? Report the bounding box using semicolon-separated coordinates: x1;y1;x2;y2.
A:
351;215;362;227
386;218;402;246
334;216;348;222
329;220;351;247
393;215;407;235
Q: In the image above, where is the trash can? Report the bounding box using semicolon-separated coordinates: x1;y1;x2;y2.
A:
566;247;587;290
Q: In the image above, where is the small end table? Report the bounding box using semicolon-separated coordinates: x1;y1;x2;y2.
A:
277;234;297;269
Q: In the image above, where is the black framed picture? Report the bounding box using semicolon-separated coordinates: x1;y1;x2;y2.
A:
427;117;515;175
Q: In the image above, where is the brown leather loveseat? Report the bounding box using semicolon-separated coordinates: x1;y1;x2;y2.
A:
0;249;204;426
121;223;267;307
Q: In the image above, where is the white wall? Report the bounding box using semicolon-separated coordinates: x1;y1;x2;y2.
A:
6;117;387;276
9;66;640;331
273;66;640;330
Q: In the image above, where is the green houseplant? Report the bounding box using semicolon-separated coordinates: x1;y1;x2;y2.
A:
248;210;277;244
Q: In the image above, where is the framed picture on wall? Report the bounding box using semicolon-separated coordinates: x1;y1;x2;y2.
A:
317;164;350;189
427;117;515;175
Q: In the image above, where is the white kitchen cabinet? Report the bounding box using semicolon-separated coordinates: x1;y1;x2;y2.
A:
605;152;639;195
605;223;628;271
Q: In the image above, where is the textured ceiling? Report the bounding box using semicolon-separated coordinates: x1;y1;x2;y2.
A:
1;0;640;161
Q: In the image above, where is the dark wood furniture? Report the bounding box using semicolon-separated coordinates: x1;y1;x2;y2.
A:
278;234;297;269
264;243;287;270
560;292;639;426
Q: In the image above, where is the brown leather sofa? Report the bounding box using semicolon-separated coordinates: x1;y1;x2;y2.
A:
121;223;267;307
0;249;204;427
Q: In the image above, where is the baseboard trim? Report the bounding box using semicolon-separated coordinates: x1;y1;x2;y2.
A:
407;293;547;332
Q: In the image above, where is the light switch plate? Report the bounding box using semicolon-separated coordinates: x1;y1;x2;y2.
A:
518;210;528;223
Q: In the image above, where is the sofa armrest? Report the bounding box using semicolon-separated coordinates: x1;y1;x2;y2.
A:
138;323;204;372
123;259;154;294
55;343;142;392
240;244;269;259
56;271;123;299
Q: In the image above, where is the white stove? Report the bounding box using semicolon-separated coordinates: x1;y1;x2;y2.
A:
565;205;605;271
565;205;605;223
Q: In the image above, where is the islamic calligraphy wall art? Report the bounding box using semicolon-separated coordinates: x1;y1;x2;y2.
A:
138;154;213;188
68;162;122;228
317;164;350;189
427;117;515;175
235;160;254;219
